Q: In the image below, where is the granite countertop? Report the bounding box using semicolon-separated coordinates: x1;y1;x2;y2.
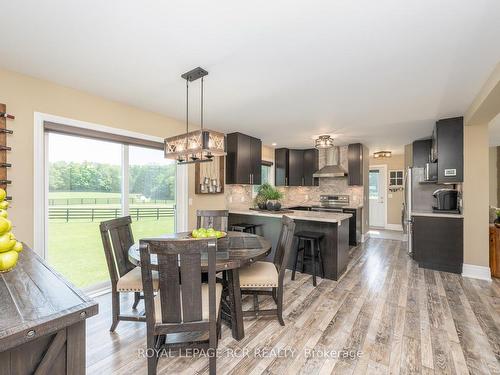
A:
229;208;352;223
283;204;363;210
411;210;464;219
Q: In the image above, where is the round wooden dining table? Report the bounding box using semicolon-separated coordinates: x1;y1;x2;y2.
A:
128;231;272;341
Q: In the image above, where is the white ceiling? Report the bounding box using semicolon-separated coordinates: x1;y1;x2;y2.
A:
1;0;499;153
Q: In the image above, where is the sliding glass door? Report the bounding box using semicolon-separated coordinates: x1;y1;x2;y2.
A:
46;132;176;289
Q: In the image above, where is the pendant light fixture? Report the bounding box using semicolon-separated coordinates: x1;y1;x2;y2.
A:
373;151;392;158
164;67;226;164
314;135;334;149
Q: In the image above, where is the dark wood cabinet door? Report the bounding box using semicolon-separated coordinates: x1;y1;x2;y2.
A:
412;139;431;167
225;133;251;184
288;149;304;186
250;137;262;185
275;148;289;186
348;143;363;186
303;148;318;186
436;117;463;183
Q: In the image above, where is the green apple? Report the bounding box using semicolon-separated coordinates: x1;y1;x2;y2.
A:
0;250;18;272
0;233;16;253
0;217;11;235
191;229;200;238
0;188;6;202
207;232;217;238
13;242;23;253
0;210;7;219
215;231;223;239
0;201;9;210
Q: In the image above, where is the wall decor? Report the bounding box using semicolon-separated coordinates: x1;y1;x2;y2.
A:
195;156;224;194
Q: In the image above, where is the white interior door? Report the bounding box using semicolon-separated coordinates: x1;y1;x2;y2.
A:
369;167;386;227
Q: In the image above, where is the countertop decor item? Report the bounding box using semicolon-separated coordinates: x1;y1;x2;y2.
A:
164;67;226;164
254;183;283;211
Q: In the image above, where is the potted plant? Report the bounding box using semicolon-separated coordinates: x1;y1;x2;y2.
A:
495;209;500;228
254;183;283;210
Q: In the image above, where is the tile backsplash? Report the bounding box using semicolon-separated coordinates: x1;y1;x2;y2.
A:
225;145;364;209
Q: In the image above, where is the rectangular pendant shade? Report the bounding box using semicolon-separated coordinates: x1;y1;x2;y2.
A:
164;129;226;161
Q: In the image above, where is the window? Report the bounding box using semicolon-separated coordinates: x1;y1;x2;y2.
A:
46;132;176;289
252;163;273;196
389;170;404;187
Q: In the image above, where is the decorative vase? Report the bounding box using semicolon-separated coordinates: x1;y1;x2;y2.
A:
266;200;281;211
257;202;267;210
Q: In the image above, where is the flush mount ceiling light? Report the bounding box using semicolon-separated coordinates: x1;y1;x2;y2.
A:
314;135;334;149
164;67;226;164
373;151;392;158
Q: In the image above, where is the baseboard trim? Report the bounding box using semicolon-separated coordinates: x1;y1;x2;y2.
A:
462;264;492;281
361;233;369;242
385;224;403;231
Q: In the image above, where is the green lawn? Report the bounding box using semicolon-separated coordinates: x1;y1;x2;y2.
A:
48;218;175;288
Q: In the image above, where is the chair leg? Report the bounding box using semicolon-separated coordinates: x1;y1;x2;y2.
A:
253;294;259;313
291;239;300;280
276;287;285;326
301;242;306;273
132;292;141;309
146;334;158;375
110;291;120;332
209;356;216;375
311;240;317;287
317;240;325;278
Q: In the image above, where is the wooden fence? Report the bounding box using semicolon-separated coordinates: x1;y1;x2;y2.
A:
48;197;172;206
48;207;175;222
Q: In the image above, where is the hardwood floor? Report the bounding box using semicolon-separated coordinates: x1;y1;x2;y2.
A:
86;237;500;374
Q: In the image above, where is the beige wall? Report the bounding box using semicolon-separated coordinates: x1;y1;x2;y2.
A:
489;146;498;207
463;62;500;270
0;68;190;247
369;154;405;226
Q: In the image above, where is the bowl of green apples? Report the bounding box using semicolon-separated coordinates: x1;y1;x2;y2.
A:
190;227;226;239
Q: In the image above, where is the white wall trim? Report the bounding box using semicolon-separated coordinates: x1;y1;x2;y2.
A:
385;224;403;231
175;164;188;232
462;264;492;281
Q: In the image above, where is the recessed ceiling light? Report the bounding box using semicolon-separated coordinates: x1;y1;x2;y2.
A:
271;142;277;146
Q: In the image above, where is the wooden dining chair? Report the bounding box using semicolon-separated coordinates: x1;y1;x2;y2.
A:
196;209;229;231
140;237;222;375
100;216;158;331
238;216;296;325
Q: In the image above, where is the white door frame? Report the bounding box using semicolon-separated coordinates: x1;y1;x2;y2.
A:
33;112;188;258
369;164;388;229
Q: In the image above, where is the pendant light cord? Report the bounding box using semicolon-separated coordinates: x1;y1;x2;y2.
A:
185;79;189;151
201;77;204;131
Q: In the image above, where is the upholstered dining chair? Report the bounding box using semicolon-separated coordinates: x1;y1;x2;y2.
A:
238;216;296;325
140;237;222;375
100;216;158;331
196;209;229;231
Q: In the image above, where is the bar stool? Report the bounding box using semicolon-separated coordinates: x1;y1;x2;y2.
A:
230;223;260;234
291;231;325;286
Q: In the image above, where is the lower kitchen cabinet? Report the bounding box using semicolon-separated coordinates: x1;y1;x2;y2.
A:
412;215;463;274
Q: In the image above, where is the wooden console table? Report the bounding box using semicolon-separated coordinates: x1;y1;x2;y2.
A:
0;246;98;374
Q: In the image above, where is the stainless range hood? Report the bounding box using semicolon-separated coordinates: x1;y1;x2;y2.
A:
312;146;348;178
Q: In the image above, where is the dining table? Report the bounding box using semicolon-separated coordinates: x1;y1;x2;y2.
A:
128;231;272;341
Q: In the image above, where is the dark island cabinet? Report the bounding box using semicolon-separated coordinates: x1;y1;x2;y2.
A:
434;117;463;183
412;139;432;168
226;132;262;185
347;143;364;186
274;148;318;186
412;215;463;274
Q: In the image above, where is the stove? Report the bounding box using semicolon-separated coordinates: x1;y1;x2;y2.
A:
311;195;350;212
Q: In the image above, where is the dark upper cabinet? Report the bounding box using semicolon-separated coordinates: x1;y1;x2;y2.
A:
303;148;319;186
274;148;318;186
348;143;363;186
226;132;262;185
289;149;304;186
435;117;463;183
275;148;289;186
412;139;432;167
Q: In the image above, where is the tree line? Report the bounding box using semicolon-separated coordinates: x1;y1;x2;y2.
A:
49;161;176;200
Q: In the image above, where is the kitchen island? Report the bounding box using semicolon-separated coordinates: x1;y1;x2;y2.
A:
228;209;352;280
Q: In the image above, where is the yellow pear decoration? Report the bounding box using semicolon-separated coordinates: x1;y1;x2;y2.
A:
0;188;23;273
